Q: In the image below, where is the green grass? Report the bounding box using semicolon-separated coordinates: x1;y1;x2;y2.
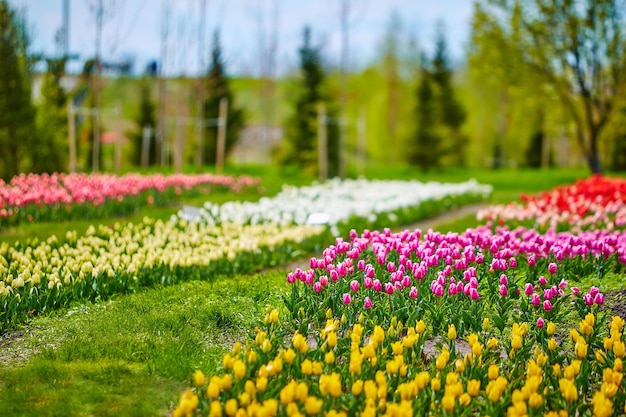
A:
0;272;291;417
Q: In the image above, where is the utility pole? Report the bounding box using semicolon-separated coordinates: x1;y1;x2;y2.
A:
339;0;349;179
92;0;103;172
158;0;171;167
196;0;207;167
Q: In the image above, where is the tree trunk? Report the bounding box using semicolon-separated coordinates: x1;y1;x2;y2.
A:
588;131;603;174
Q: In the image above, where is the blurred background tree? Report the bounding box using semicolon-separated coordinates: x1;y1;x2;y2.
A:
0;0;36;180
129;67;158;167
203;31;245;166
282;26;340;177
475;0;626;174
34;58;68;174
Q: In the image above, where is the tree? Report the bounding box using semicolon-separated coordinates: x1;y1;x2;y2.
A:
129;75;157;166
282;27;340;177
34;59;68;174
203;31;245;166
0;1;36;179
408;60;441;171
430;24;467;166
479;0;626;174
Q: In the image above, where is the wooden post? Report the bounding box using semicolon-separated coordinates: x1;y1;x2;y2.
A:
196;99;203;167
114;102;122;174
357;107;366;177
216;97;228;173
92;107;100;172
174;116;183;173
317;103;328;181
68;101;77;173
141;126;151;168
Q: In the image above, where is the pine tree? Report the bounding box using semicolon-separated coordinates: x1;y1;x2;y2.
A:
203;31;245;166
431;24;467;167
129;74;157;166
283;26;339;177
408;61;441;171
34;58;68;173
0;1;36;179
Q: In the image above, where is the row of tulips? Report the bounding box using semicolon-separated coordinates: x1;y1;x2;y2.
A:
177;307;626;417
174;176;626;416
0;178;492;331
0;218;328;332
477;175;626;233
184;178;492;236
0;172;261;227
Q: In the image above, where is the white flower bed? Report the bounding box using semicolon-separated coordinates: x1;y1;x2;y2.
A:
180;178;492;228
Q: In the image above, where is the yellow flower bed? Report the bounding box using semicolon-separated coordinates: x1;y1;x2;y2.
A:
0;218;325;330
175;308;626;417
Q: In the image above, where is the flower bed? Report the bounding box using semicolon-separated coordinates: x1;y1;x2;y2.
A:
0;218;327;332
0;172;261;227
174;176;626;416
185;178;492;236
477;175;626;232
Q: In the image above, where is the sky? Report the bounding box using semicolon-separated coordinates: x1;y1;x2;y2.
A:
13;0;475;76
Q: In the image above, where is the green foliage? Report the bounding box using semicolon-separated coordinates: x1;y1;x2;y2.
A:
282;27;340;177
128;77;157;166
0;1;36;180
478;0;626;174
203;31;245;165
33;59;68;174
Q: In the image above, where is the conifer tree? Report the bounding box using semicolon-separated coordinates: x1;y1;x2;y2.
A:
0;1;36;179
408;60;441;171
34;58;68;173
431;25;467;166
129;73;157;166
283;26;339;176
203;31;245;165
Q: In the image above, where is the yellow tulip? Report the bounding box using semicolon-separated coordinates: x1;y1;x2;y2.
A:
193;369;206;386
304;396;323;415
467;379;480;397
448;324;457;341
488;365;499;380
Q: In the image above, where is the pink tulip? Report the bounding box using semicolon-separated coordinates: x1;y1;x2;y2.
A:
357;260;365;270
313;282;322;292
373;279;382;292
538;276;547;286
342;293;352;305
536;317;545;328
509;257;518;268
363;296;373;309
350;280;360;292
287;273;296;284
548;262;557;274
524;283;534;295
531;293;541;306
590;286;600;297
401;275;411;287
330;270;339;281
409;286;418;298
571;286;580;295
543;300;553;311
387;262;396;272
594;293;604;305
469;288;479;300
319;275;329;286
385;282;395;295
498;284;508;297
528;255;536;267
499;274;508;286
364;277;373;289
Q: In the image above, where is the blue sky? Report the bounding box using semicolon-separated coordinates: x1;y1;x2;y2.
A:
14;0;475;76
